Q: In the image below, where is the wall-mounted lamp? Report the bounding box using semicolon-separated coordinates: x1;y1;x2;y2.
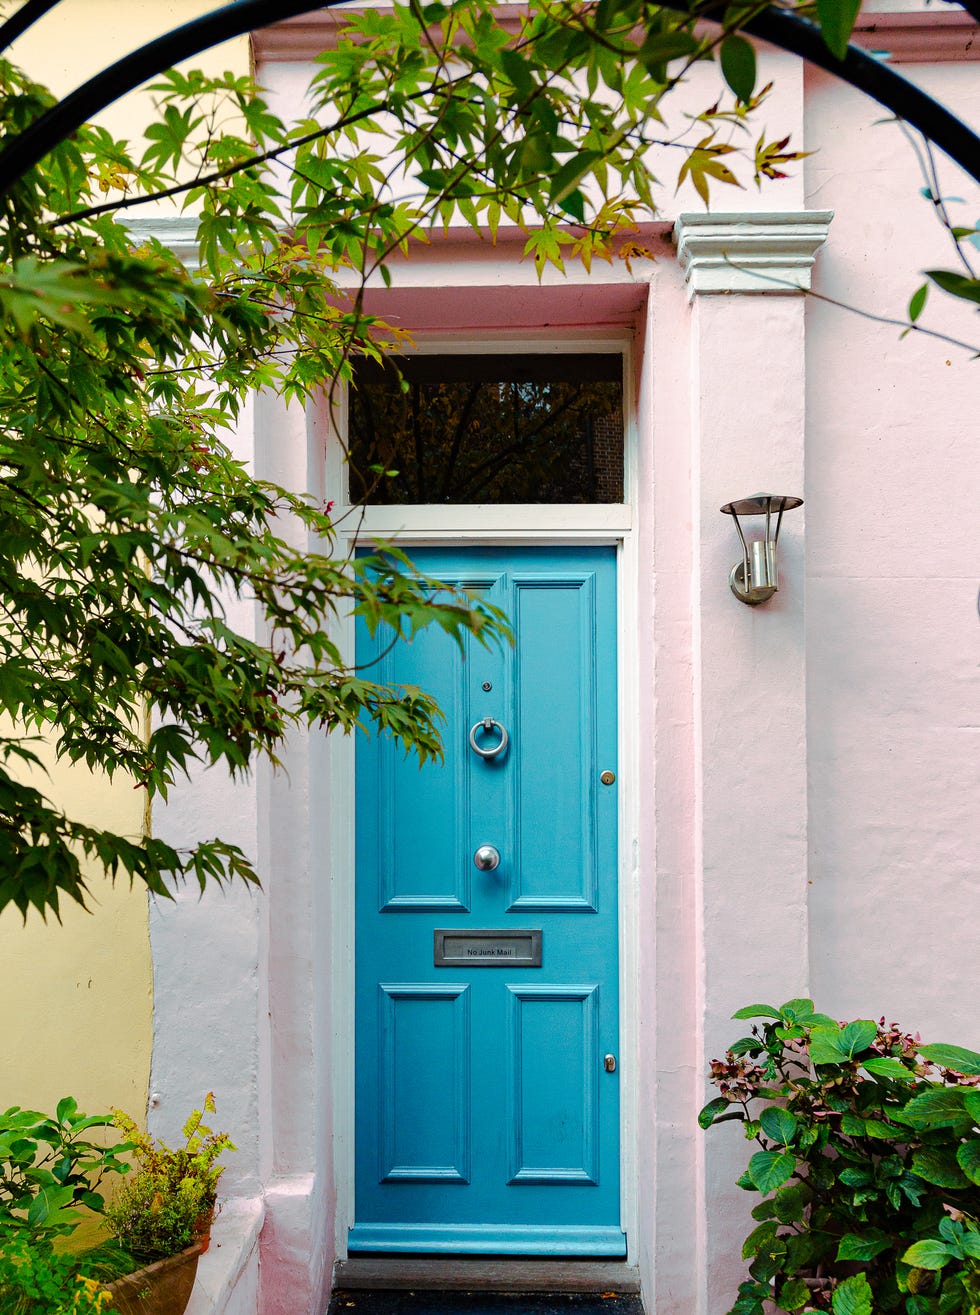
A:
720;493;803;605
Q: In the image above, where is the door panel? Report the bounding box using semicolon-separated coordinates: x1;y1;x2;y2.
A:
512;573;599;910
379;985;470;1182
353;546;622;1256
508;985;600;1184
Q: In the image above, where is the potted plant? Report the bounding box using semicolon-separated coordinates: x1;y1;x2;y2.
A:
700;999;980;1315
101;1094;235;1315
0;1094;233;1315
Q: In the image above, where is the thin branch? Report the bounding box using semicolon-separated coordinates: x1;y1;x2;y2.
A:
922;135;978;281
720;258;979;356
53;99;391;228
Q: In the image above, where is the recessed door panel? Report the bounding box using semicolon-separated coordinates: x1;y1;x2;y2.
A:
378;985;470;1183
507;985;600;1185
366;621;470;910
353;546;621;1256
512;575;599;911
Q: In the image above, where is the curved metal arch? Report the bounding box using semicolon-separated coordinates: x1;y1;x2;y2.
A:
689;1;980;185
0;0;977;196
0;0;334;193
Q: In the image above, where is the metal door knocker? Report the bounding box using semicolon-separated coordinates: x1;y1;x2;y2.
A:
469;717;509;759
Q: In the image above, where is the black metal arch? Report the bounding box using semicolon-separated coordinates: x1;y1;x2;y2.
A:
0;0;340;192
0;0;977;197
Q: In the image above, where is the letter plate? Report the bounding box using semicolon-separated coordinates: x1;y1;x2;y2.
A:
434;928;542;967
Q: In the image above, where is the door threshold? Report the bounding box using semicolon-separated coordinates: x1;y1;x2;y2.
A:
333;1257;640;1293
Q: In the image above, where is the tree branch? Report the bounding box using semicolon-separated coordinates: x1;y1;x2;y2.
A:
1;0;978;203
719;257;980;356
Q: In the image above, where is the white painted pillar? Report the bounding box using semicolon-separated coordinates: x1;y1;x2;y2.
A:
251;388;336;1315
148;393;265;1201
673;211;831;1315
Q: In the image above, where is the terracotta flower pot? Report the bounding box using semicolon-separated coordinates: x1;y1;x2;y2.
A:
195;1205;215;1255
104;1241;204;1315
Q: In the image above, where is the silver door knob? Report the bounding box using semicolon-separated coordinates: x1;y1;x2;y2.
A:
473;845;501;871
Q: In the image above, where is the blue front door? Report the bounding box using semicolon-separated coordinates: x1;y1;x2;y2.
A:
352;546;623;1255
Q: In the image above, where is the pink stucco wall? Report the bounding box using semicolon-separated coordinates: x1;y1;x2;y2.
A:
804;64;979;1039
148;17;979;1315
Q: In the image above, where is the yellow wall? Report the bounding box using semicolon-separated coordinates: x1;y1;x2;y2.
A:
11;1;250;105
0;748;153;1118
0;1;250;1122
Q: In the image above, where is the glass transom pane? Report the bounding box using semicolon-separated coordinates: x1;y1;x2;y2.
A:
347;354;624;505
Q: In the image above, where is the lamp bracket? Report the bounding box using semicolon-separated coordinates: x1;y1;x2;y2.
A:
730;561;777;606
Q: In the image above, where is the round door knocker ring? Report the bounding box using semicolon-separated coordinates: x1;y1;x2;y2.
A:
469;717;509;760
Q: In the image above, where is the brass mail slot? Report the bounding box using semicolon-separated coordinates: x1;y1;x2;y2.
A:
434;928;542;968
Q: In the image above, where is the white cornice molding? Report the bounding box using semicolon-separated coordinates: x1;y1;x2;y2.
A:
253;8;979;64
118;215;201;268
674;210;834;299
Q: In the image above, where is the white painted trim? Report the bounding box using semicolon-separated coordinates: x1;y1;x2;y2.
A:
616;530;641;1266
323;331;641;1266
116;216;201;268
328;637;357;1259
674;210;834;299
338;504;631;540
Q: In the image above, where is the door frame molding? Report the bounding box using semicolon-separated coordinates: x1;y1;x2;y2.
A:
320;329;641;1263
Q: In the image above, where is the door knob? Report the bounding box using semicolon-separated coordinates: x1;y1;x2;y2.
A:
473;845;501;871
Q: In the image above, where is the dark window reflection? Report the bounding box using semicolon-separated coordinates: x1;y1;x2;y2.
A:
348;354;624;504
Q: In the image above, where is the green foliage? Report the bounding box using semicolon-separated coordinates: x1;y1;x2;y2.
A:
104;1095;233;1260
0;1234;115;1315
815;0;863;60
12;0;954;917
720;35;757;104
0;0;813;921
701;1001;980;1315
925;270;980;307
0;1100;131;1246
102;1172;207;1264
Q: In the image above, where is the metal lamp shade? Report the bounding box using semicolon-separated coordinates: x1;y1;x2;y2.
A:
720;494;803;605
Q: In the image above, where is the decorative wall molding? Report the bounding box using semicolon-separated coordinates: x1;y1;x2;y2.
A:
119;216;201;267
254;8;979;65
253;6;530;60
851;12;979;64
673;210;834;299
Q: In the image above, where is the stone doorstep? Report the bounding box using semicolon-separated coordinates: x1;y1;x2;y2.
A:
333;1259;641;1294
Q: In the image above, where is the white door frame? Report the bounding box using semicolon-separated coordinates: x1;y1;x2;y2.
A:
318;330;642;1263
